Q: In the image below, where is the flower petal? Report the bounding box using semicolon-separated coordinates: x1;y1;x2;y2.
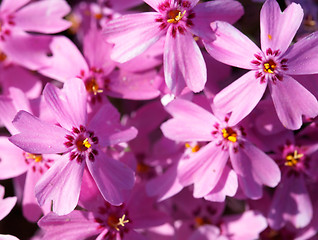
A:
283;31;318;75
161;99;218;142
192;0;244;41
86;153;135;206
39;36;89;82
38;211;100;240
164;26;206;93
268;173;313;230
14;0;71;34
229;141;280;199
35;156;84;215
204;167;238;202
214;71;267;126
10;111;70;154
205;21;261;70
44;78;87;130
260;0;303;54
269;75;318;130
88;103;138;146
0;0;30;13
103;12;165;62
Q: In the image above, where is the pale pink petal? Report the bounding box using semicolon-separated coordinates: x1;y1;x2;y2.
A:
35;156;84;215
106;69;161;100
222;210;267;240
214;71;267;126
39;36;89;82
1;31;52;71
0;137;28;179
260;0;303;54
146;162;183;202
178;142;228;190
192;0;244;41
161;99;218;142
83;27;115;76
283;31;318;75
14;0;71;34
10;111;70;154
0;96;22;135
88;103;138;146
0;235;19;240
86;153;135;206
204;167;238;202
0;186;17;221
229;141;280;199
103;12;165;62
269;75;318;130
1;65;42;98
165;27;206;93
193;145;229;198
205;21;261;70
38;211;101;240
0;0;30;13
119;37;164;72
22;169;43;222
43;78;87;130
268;173;313;230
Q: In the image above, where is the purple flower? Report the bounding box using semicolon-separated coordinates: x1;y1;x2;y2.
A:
103;0;243;94
161;98;281;200
205;0;318;130
9;78;138;215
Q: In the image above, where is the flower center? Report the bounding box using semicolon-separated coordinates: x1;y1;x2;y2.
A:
107;214;130;231
263;59;276;74
185;142;200;152
64;125;99;163
167;9;186;23
85;77;103;95
222;127;237;143
285;150;303;167
25;153;43;163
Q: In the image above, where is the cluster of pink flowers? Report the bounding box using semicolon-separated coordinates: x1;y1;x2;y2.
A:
0;0;318;239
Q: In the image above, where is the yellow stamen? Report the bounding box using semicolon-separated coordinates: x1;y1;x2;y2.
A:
285;150;303;167
117;214;129;229
222;128;237;143
185;143;200;152
83;138;91;149
268;34;272;40
85;78;103;95
263;59;276;74
26;153;43;162
167;10;186;23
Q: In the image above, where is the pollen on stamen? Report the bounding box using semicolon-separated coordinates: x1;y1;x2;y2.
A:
285;150;303;167
268;34;272;40
222;128;237;143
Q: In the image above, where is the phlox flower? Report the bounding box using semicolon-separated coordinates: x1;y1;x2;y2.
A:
38;173;169;240
0;0;71;70
205;0;318;130
0;88;55;221
103;0;243;94
9;78;137;215
40;26;162;103
161;98;281;200
268;140;318;230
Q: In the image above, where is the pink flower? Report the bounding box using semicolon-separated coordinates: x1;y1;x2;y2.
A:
38;173;168;240
9;78;137;215
0;0;71;70
161;98;281;199
103;0;243;94
205;0;318;130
